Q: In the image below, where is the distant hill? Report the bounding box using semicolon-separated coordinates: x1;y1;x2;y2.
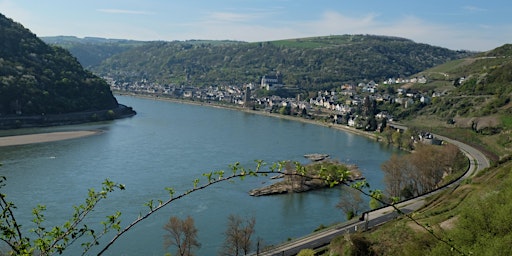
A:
85;35;472;91
0;13;134;121
41;36;244;69
41;36;148;68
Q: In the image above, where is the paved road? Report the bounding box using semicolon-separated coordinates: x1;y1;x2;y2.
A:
435;134;490;177
250;134;490;256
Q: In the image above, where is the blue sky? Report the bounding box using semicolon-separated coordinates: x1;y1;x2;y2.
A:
1;0;511;51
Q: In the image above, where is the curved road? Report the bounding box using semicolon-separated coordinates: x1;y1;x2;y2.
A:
250;133;490;256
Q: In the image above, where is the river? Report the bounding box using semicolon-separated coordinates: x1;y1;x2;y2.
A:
0;95;400;255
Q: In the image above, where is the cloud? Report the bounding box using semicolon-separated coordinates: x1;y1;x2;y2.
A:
97;9;154;15
463;6;487;12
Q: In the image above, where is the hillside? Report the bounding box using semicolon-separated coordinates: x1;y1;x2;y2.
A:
415;44;512;109
89;35;472;91
322;44;512;256
0;13;135;124
326;159;512;255
394;44;512;160
41;36;148;68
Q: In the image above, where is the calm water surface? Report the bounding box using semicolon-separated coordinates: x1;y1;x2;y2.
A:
0;96;400;255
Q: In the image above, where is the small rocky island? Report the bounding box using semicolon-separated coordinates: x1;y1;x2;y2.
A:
249;156;363;196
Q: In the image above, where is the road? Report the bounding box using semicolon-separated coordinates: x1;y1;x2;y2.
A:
250;133;490;256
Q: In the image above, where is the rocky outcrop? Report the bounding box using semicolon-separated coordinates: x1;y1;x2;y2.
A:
304;153;329;161
249;179;327;196
249;161;363;196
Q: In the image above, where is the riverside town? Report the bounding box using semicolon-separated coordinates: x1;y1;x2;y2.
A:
106;73;439;131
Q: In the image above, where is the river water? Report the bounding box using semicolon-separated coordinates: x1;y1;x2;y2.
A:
0;95;399;255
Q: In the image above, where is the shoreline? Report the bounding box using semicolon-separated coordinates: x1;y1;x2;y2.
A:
0;104;136;130
119;92;380;141
0;130;102;147
0;93;379;147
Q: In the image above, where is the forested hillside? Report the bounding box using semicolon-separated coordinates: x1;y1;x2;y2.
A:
42;36;148;68
91;35;472;90
0;13;122;116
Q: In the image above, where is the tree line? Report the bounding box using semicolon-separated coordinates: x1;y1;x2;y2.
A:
381;143;467;200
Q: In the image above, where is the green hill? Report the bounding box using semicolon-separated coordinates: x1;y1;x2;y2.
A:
41;36;148;68
0;13;134;123
90;35;472;91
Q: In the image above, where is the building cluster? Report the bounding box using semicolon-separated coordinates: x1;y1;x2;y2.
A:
106;73;438;126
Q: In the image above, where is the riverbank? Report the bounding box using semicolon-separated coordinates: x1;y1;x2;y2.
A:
0;93;377;147
117;92;380;141
0;130;102;147
0;104;136;130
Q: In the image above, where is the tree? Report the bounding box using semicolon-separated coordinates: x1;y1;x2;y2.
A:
220;215;256;256
381;126;394;144
391;130;402;147
346;234;375;256
362;96;377;117
336;186;364;220
365;115;378;131
379;118;387;133
409;144;445;192
279;105;291;115
400;129;415;150
163;216;200;256
381;143;467;200
297;248;315;256
381;154;408;199
300;107;308;117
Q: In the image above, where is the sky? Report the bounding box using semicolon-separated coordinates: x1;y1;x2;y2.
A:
1;0;511;51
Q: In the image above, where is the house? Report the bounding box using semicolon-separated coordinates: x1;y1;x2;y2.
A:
348;118;356;127
341;84;355;90
183;90;193;98
395;97;414;107
404;98;415;108
351;99;361;106
417;76;427;84
376;111;391;120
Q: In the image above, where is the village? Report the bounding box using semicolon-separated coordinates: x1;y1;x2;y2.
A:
105;73;439;131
